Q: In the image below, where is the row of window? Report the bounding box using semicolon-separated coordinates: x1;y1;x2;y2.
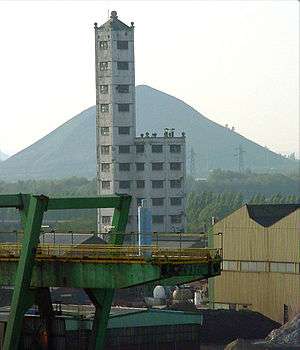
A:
101;162;182;172
99;84;130;94
136;197;182;206
99;40;129;50
99;61;129;71
100;103;130;113
101;179;182;190
222;260;299;274
102;214;182;225
101;126;130;136
100;144;182;155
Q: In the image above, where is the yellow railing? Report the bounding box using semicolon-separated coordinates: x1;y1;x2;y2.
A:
0;243;220;265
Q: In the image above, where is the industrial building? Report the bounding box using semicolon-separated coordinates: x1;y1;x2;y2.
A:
210;204;300;324
95;11;186;233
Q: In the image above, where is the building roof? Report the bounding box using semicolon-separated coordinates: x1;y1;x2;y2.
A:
246;204;300;227
96;11;131;31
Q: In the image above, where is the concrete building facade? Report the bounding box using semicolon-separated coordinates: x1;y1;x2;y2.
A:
210;204;300;324
94;11;186;233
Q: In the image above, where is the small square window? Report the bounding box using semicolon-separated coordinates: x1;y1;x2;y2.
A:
99;41;108;50
136;180;145;189
136;145;145;153
101;146;110;155
118;104;130;112
119;145;130;154
117;85;129;93
117;61;129;70
152;145;163;153
170;197;182;206
117;41;128;49
101;181;110;189
152;198;164;206
152;180;164;189
170;214;182;224
102;216;111;224
101;163;110;172
119;163;130;171
170;145;181;153
170;179;181;188
152;162;163;171
152;215;164;224
170;162;181;170
136;163;144;171
118;127;130;135
100;104;109;113
100;62;109;71
119;181;130;189
100;85;108;94
100;127;109;136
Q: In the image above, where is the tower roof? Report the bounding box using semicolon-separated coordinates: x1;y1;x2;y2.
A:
95;11;132;31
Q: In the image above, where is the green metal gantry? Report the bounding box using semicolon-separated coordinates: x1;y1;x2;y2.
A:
0;193;131;350
0;193;221;350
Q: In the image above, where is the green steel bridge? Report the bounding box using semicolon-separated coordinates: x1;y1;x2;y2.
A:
0;194;221;350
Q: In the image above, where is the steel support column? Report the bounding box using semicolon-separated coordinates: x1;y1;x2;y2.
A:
3;195;48;350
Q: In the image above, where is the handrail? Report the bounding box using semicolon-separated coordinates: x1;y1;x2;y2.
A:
0;243;221;265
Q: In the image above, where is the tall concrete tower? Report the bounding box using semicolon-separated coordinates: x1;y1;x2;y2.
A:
95;11;136;233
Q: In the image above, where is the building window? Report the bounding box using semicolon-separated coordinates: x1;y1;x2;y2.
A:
119;163;130;171
152;215;164;224
117;61;129;70
136;163;145;171
101;163;110;172
102;216;111;224
100;85;108;94
170;145;181;153
241;261;268;272
117;84;129;93
100;62;109;71
119;181;130;189
118;104;130;112
99;41;108;50
100;104;109;113
170;179;181;188
152;198;164;206
101;181;110;189
152;145;163;153
170;162;181;170
127;215;132;224
136;144;145;153
222;260;238;271
152;180;164;189
101;146;110;155
117;40;128;49
152;162;163;171
100;127;109;136
119;145;130;154
270;262;295;273
170;197;182;206
170;214;182;224
118;127;130;135
136;180;145;189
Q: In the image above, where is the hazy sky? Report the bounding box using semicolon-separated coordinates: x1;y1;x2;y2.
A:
0;0;299;157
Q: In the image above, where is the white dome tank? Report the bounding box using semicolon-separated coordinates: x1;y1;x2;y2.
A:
153;285;166;299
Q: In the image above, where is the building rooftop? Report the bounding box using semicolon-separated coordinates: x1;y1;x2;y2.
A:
246;204;300;227
95;11;132;31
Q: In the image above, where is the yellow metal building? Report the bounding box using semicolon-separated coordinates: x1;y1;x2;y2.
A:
210;204;300;324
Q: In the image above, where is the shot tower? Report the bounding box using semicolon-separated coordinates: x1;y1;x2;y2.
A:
95;11;136;232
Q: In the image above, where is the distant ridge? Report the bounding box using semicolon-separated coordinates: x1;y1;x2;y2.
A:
0;85;297;181
0;150;9;162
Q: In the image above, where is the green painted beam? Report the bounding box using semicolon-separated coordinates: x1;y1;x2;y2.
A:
0;194;23;209
47;195;130;210
3;195;48;350
0;261;219;289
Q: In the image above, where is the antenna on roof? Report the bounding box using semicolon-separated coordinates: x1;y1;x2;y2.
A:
107;9;110;19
